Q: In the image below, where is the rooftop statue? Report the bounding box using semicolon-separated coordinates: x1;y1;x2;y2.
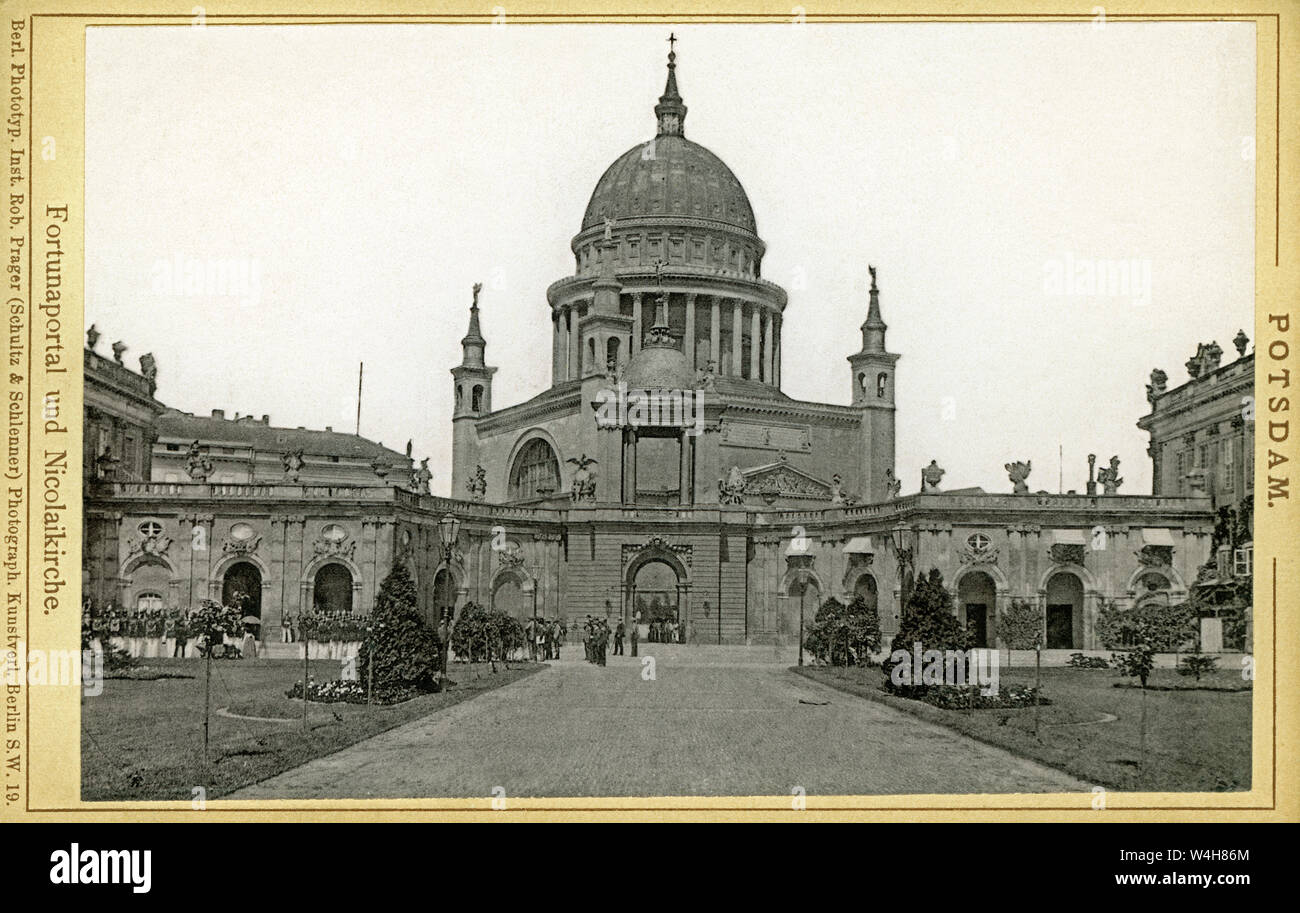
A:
466;464;488;502
1005;460;1032;494
921;460;945;493
185;440;214;482
281;448;305;482
1097;455;1123;495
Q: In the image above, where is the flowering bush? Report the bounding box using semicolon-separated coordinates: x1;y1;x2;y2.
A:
189;600;245;655
917;683;1047;711
1068;652;1110;669
285;676;419;705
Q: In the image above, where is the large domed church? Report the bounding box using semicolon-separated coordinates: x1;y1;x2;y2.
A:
451;46;898;510
84;43;1223;656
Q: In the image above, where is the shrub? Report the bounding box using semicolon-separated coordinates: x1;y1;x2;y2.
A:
1098;600;1197;653
1068;652;1110;669
354;564;441;693
881;568;973;696
286;677;418;705
1111;645;1155;688
450;602;527;663
916;683;1048;711
189;600;245;657
999;599;1043;651
1177;654;1219;681
802;595;882;666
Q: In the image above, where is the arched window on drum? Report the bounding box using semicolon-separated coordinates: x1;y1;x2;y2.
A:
509;438;561;501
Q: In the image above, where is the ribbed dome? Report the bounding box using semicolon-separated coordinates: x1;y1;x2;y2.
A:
624;343;693;391
581;135;757;235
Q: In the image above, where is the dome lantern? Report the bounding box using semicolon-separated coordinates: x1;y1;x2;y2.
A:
654;34;688;137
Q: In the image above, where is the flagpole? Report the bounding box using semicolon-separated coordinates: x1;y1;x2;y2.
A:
356;361;364;436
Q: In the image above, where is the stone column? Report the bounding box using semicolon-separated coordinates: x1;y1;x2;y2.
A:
623;429;638;503
679;433;694;505
763;310;774;384
773;316;781;387
567;304;579;380
632;293;643;355
709;296;721;369
552;310;563;383
731;300;744;377
750;304;762;380
684;293;697;369
557;306;569;382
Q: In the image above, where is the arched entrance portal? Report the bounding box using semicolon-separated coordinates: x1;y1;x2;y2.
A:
222;562;262;620
957;571;996;648
633;560;679;624
313;563;354;613
492;573;530;620
1045;572;1084;649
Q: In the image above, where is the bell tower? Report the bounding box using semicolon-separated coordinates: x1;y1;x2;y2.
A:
451;283;497;496
847;266;899;502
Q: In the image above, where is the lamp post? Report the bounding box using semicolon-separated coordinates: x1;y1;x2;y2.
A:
797;578;807;667
889;522;914;621
436;514;462;687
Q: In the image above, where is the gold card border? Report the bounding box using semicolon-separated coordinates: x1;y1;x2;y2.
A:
2;0;1295;822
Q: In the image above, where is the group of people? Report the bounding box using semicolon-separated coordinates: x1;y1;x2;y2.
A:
282;608;368;644
522;617;567;660
645;617;690;644
580;616;641;665
82;602;259;659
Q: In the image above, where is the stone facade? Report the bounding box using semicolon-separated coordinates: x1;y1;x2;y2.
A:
1138;335;1254;508
82;46;1231;656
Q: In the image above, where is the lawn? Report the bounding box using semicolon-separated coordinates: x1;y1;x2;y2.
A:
82;657;543;801
796;663;1252;792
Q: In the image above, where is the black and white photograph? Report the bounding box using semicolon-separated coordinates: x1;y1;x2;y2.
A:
70;18;1262;807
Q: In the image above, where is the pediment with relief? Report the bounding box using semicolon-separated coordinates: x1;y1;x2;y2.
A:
741;461;832;499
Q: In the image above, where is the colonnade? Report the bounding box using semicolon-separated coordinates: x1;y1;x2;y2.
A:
552;293;782;385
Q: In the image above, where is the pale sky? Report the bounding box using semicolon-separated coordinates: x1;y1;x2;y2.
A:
86;22;1255;497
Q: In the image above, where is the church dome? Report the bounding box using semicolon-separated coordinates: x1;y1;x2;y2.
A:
580;43;757;237
581;136;757;235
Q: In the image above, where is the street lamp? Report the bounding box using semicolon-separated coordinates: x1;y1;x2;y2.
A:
436;514;462;686
437;514;462;561
796;578;808;667
889;522;914;620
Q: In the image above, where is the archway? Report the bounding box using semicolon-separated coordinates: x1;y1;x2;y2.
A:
312;563;354;613
222;561;262;620
852;572;878;611
957;570;996;648
125;557;174;613
491;572;529;620
1045;572;1084;649
633;560;679;625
